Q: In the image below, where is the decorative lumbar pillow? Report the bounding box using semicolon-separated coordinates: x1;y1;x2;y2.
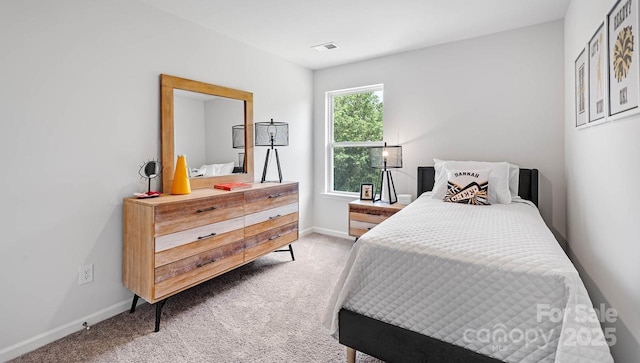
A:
443;169;490;205
432;159;511;204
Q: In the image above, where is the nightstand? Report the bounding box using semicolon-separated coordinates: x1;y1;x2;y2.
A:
348;200;406;239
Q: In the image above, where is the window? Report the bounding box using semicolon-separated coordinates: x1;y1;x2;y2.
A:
327;84;384;194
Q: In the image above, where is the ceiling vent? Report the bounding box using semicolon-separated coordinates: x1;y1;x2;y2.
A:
312;42;339;52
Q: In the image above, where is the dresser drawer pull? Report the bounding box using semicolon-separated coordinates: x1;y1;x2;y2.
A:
196;206;217;213
268;234;281;241
268;193;283;199
197;232;217;240
268;214;282;220
196;258;217;268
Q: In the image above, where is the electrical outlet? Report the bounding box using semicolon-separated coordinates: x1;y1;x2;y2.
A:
79;264;93;285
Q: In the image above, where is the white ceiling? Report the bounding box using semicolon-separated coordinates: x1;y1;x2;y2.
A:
139;0;570;70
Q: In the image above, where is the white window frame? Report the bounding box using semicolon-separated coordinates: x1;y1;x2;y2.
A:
325;84;384;195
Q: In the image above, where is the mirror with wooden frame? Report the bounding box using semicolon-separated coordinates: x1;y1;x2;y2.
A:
161;74;254;192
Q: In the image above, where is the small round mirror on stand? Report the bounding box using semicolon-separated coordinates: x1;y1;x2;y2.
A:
136;160;162;198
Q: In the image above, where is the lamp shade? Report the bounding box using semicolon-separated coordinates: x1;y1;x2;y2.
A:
232;124;245;149
255;119;289;146
369;143;402;169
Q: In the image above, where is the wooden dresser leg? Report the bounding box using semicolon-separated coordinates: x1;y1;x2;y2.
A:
347;347;356;363
129;294;139;313
274;244;296;261
288;244;295;261
154;298;167;332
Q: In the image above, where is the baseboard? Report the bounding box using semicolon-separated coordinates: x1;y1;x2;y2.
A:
0;296;144;362
299;227;314;237
311;226;352;240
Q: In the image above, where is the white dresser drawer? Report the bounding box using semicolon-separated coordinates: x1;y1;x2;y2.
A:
244;203;298;227
155;216;244;252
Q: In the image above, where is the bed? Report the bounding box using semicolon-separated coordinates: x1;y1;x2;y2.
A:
324;166;613;363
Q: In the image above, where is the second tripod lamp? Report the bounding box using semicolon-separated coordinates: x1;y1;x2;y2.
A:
254;118;289;183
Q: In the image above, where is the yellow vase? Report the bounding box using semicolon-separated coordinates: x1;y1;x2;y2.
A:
171;155;191;195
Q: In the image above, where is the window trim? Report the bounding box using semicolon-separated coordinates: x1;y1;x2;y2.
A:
325;84;384;194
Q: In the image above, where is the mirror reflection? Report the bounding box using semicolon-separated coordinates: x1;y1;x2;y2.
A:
174;89;245;178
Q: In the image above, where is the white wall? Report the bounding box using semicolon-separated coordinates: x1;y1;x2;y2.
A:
564;1;640;362
0;0;313;359
205;98;244;166
175;95;206;167
313;21;566;242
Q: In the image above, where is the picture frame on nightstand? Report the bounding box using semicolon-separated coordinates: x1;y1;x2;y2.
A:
360;183;374;200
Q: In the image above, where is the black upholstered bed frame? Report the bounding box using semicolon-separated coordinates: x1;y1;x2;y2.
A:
338;166;539;363
416;166;539;206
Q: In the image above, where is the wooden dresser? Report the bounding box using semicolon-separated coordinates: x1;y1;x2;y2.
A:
123;182;298;330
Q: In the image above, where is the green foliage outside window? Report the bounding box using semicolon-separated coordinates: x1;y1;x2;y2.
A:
332;91;383;193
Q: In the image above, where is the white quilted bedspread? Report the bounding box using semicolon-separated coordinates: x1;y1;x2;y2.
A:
324;194;613;363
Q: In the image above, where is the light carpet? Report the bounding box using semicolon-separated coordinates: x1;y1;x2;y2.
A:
10;233;382;363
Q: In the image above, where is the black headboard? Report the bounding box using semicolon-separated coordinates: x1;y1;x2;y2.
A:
417;166;539;206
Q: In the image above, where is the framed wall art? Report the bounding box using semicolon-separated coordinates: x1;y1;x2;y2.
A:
589;22;607;122
607;0;640;118
575;47;588;127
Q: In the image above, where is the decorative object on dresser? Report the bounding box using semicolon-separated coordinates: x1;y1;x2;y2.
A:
255;118;289;183
171;155;191;195
369;142;402;204
348;199;405;240
213;182;251;191
123;182;299;332
135;159;162;199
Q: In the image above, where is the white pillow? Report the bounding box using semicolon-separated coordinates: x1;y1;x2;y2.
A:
218;162;235;175
443;169;490;205
433;159;512;204
190;166;206;177
201;162;236;177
